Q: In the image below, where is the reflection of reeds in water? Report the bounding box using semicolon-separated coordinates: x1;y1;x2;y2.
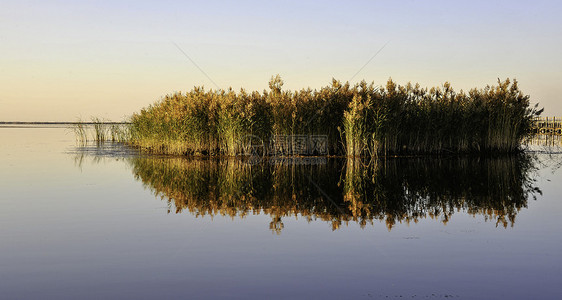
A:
344;156;539;230
129;155;540;233
132;159;256;217
524;134;562;152
130;157;344;233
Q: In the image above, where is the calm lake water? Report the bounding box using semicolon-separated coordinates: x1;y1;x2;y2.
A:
1;126;561;299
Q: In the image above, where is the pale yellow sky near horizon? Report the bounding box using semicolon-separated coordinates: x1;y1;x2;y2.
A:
1;0;561;121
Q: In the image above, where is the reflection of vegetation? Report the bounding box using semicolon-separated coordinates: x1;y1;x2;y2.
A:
129;155;540;233
525;134;562;152
344;157;540;230
130;158;343;233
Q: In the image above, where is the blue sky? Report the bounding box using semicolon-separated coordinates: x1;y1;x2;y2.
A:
1;0;561;121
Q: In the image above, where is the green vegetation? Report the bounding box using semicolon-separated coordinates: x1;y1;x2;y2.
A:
72;118;130;145
72;119;88;146
85;76;541;156
341;79;543;155
128;76;351;155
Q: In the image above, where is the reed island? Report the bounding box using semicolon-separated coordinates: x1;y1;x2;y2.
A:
79;76;542;157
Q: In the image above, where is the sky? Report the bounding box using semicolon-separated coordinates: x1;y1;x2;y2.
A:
1;0;561;121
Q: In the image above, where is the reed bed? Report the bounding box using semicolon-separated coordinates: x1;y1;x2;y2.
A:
72;118;130;145
129;76;541;156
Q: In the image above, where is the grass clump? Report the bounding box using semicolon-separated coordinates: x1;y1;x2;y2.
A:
410;79;536;153
129;76;541;156
130;87;272;156
91;117;108;144
71;118;130;145
72;118;88;145
342;78;542;155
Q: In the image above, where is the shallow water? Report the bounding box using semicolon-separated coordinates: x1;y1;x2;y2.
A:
1;126;561;299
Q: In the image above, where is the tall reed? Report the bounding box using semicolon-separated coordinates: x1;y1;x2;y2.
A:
91;117;108;144
71;118;130;145
72;118;88;145
129;77;541;156
345;78;542;155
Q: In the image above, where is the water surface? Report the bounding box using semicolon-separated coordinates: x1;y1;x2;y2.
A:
1;126;561;299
